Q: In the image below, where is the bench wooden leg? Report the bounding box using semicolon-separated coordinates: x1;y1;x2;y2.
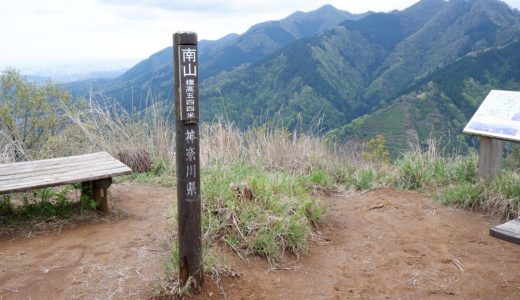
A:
93;186;109;214
93;178;113;214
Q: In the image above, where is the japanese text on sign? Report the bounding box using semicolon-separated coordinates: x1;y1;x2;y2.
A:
184;127;198;201
178;46;199;121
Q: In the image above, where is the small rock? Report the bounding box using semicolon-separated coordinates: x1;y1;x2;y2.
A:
369;203;384;210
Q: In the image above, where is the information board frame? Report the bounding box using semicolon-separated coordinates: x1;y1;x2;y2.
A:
463;90;520;143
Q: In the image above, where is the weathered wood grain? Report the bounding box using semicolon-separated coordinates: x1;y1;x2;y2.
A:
0;152;132;194
174;32;203;290
0;159;125;181
478;136;504;179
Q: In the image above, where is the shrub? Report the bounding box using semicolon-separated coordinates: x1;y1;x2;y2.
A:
362;135;390;164
0;68;73;161
0;195;12;216
117;148;153;173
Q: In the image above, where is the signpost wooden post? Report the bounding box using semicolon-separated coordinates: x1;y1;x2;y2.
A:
173;32;203;290
478;136;503;178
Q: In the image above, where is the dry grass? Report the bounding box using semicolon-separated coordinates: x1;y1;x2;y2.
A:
64;97;175;163
0;140;28;162
200;122;359;173
61;97;365;178
117;148;153;173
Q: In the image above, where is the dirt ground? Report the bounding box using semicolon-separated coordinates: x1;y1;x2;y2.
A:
1;184;520;299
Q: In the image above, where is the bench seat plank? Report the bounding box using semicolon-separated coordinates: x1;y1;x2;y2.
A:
0;152;132;195
1;165;131;189
0;152;111;176
0;152;107;170
0;159;127;181
490;218;520;245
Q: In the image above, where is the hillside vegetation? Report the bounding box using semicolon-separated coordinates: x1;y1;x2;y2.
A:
328;38;520;155
65;0;520;153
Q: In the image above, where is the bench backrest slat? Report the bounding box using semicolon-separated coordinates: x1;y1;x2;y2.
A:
0;152;132;194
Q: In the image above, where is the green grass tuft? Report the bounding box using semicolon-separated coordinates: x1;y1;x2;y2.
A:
437;183;483;208
200;162;323;264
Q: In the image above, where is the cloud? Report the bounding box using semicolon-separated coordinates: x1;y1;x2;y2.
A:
99;0;232;12
2;0;520;67
507;0;520;9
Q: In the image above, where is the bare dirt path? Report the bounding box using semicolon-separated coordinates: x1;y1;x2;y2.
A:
2;185;520;299
0;183;174;300
209;188;520;300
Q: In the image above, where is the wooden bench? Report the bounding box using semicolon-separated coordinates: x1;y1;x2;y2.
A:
490;219;520;245
0;152;132;214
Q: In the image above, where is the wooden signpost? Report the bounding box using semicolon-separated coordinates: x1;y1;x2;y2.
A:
173;32;203;289
464;90;520;245
477;137;503;179
463;90;520;178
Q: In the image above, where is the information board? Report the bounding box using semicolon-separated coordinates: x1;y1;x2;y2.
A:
463;90;520;142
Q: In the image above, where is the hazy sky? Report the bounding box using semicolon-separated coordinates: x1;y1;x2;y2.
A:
1;0;519;68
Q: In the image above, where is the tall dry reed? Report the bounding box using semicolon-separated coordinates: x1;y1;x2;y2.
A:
63;96;363;175
65;97;175;162
199;122;359;173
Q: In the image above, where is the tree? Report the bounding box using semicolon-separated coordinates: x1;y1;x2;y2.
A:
0;68;72;161
362;134;390;164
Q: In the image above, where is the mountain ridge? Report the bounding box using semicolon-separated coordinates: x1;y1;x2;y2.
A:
65;0;520;155
198;0;520;152
65;4;364;107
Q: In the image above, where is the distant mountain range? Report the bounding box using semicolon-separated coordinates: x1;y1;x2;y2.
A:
15;60;135;84
66;4;367;107
25;69;127;84
65;0;520;155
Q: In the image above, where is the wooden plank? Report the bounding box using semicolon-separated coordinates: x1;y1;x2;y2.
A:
490;219;520;245
0;152;132;194
0;152;108;170
0;155;117;176
0;153;114;176
0;159;128;181
0;164;131;187
0;165;130;186
0;166;131;194
0;167;131;190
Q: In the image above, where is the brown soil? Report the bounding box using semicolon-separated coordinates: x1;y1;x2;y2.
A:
1;185;520;299
0;183;174;299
